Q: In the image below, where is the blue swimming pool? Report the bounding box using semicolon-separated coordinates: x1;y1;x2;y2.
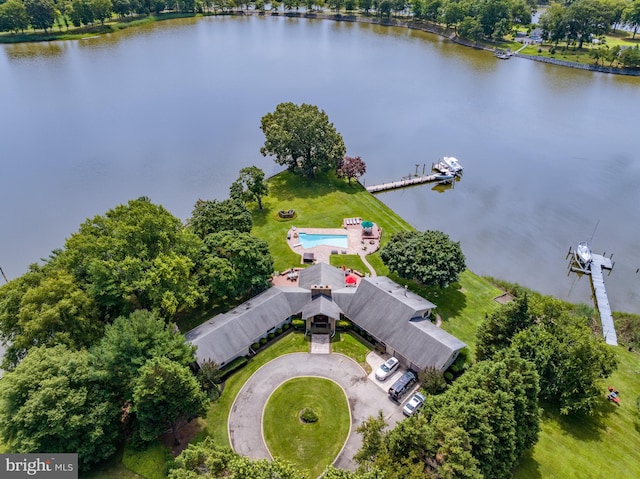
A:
297;233;349;249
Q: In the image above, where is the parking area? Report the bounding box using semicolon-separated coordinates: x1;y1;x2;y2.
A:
366;351;422;404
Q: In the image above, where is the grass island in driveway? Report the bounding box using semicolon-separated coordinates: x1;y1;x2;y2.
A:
263;377;350;479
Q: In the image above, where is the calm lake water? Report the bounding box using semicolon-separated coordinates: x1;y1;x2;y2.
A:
1;16;639;314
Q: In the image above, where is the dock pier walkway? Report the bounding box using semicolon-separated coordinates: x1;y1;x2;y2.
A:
589;254;617;346
364;174;439;193
571;253;617;346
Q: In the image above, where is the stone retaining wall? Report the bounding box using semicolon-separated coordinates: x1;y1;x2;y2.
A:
515;53;640;76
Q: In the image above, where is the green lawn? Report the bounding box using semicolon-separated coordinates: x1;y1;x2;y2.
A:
81;452;143;479
519;32;640;67
329;254;368;274
251;172;412;272
121;442;170;479
514;348;640;479
331;330;373;367
263;377;350;479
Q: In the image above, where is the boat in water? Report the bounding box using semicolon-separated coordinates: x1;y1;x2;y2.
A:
435;173;455;181
442;156;463;174
575;241;592;267
494;50;512;60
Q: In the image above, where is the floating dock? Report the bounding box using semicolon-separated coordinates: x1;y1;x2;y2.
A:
569;251;617;346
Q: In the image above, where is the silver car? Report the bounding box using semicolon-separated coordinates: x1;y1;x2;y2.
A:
375;357;399;381
402;392;426;416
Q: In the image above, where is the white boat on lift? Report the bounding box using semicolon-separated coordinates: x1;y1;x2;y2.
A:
575;241;592;267
442;156;463;174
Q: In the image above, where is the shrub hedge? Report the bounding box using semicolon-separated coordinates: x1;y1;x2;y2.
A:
336;319;352;330
219;356;249;380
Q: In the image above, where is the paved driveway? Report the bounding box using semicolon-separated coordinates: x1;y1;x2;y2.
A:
228;353;405;471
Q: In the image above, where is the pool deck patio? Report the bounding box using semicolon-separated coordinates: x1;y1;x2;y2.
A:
285;220;381;267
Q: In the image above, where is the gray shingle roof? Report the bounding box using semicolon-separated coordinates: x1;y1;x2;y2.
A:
302;295;343;319
185;287;299;365
298;262;346;290
341;277;464;370
186;264;465;370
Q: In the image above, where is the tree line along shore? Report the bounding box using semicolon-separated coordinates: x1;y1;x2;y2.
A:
2;2;640;72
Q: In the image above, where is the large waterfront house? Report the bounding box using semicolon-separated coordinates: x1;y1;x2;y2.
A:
186;263;466;372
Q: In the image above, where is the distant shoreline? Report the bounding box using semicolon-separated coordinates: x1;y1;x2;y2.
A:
265;11;640;76
2;10;639;76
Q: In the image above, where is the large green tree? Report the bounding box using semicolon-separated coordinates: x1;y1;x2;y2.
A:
201;231;274;298
478;0;512;39
477;293;618;415
24;0;56;31
169;437;305;478
624;0;640;38
229;166;269;210
61;197;204;318
132;356;209;446
0;345;120;470
511;312;618;415
189;198;253;238
91;310;196;403
567;0;614;48
0;0;29;33
475;294;533;361
380;230;466;287
69;0;94;26
92;0;113;24
260;102;346;177
0;268;102;370
353;355;539;478
539;2;569;46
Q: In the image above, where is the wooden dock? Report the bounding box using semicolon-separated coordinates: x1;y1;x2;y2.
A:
570;252;617;346
364;174;439;193
363;160;462;193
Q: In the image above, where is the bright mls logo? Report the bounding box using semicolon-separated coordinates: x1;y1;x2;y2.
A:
1;454;77;478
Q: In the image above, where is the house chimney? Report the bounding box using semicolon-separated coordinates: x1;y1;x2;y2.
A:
311;284;332;298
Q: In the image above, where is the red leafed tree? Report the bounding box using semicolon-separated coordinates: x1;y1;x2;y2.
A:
337;156;366;184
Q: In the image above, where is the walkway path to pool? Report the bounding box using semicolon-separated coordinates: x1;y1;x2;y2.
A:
358;253;377;277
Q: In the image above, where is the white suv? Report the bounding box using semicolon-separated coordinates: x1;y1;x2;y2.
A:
375;357;399;381
402;392;426;416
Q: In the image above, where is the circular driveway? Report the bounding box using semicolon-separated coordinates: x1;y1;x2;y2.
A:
228;353;405;471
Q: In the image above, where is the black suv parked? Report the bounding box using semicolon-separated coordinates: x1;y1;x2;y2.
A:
388;370;417;401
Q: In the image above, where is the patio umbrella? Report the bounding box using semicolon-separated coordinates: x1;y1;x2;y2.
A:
361;221;374;228
345;275;357;285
